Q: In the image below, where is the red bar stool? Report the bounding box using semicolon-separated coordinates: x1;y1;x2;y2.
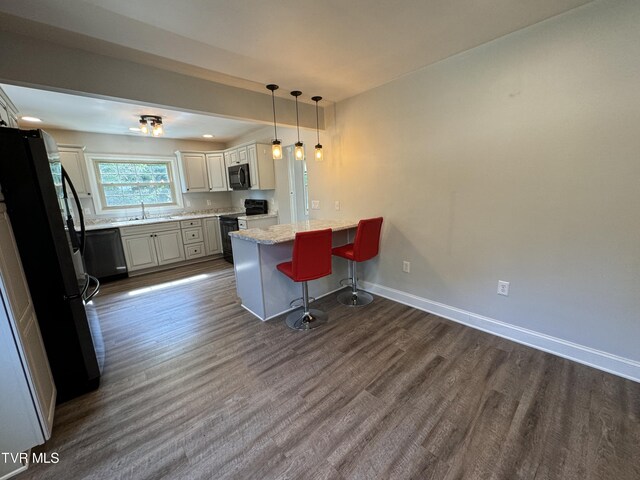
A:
277;228;333;330
332;217;383;306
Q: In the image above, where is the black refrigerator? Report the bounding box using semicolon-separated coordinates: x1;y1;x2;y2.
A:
0;127;103;403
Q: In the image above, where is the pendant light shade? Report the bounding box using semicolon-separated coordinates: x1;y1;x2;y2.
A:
311;96;323;161
266;84;283;160
291;90;304;161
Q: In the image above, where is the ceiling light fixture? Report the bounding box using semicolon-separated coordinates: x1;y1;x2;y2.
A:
311;96;323;161
291;90;304;161
202;134;214;138
266;84;282;160
21;116;42;123
139;115;164;137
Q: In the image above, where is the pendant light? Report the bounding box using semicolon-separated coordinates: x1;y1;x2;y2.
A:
291;91;304;161
311;96;323;161
266;84;282;160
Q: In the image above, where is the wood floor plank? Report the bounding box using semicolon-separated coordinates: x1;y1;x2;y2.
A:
18;259;640;480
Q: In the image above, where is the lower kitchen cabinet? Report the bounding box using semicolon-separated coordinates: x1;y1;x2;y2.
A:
155;230;186;265
122;234;158;271
204;217;222;256
120;222;185;272
119;217;224;274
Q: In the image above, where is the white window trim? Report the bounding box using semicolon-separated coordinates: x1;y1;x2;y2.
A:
85;153;184;216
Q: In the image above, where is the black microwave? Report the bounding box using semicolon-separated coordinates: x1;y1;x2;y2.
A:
228;163;250;190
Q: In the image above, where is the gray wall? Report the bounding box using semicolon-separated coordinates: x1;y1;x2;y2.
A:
310;0;640;363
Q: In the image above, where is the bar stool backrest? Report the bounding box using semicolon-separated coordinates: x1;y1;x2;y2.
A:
353;217;384;262
291;228;333;282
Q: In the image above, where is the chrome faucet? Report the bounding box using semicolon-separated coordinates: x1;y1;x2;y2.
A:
141;201;147;219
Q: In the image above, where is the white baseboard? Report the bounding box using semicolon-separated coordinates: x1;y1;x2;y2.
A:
360;281;640;383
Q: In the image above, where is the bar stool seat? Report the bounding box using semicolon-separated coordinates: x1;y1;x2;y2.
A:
277;228;333;330
332;217;383;307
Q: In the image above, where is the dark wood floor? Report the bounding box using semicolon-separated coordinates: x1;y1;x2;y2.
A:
22;259;640;479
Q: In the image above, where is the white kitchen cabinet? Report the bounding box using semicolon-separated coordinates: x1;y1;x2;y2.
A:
224;149;240;167
121;233;159;271
237;146;248;165
58;145;92;197
0;86;19;128
155;230;186;265
121;221;186;272
203;217;222;256
246;143;276;190
238;215;278;230
206;153;227;192
176;151;209;193
0;205;56;480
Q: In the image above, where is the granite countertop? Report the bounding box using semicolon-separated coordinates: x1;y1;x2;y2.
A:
229;219;358;245
237;213;279;221
84;209;245;231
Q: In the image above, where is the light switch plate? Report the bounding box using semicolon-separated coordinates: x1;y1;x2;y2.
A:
311;200;320;210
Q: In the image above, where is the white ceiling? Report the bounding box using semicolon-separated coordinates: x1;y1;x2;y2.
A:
2;84;264;142
0;0;594;102
0;0;594;140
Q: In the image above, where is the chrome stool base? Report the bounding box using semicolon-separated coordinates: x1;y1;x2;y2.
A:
285;308;328;330
337;290;374;307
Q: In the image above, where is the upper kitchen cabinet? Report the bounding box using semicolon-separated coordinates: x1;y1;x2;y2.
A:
224;149;240;167
0;86;19;128
205;153;227;192
58;145;92;197
176;151;209;193
247;143;275;190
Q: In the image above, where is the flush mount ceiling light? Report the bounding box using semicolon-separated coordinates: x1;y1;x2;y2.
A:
202;134;214;138
291;90;304;161
266;84;282;160
311;96;323;161
21;116;42;123
138;115;164;137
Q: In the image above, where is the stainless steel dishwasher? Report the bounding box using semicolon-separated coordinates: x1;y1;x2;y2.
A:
84;228;128;281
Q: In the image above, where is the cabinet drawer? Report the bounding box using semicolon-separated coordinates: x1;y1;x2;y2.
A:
120;221;180;236
185;242;205;259
182;227;204;244
238;219;247;229
180;219;202;228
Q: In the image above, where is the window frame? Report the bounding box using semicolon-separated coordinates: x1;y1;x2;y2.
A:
86;153;183;215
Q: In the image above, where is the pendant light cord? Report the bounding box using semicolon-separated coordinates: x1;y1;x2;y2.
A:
295;96;300;142
315;101;320;144
271;91;278;140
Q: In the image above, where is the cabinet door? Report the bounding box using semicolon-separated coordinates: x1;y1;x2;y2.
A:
204;217;222;255
229;149;239;165
20;309;56;432
237;146;248;165
247;144;259;189
0;208;56;436
59;147;91;197
181;153;209;192
206;153;227;192
122;233;158;271
155;230;186;265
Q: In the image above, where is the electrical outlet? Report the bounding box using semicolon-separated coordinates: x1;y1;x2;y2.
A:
403;261;411;273
334;201;340;211
497;280;510;296
185;200;192;207
311;200;320;210
206;200;212;206
84;207;91;215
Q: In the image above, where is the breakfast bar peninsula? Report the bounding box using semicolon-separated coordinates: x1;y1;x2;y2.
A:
229;219;358;321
